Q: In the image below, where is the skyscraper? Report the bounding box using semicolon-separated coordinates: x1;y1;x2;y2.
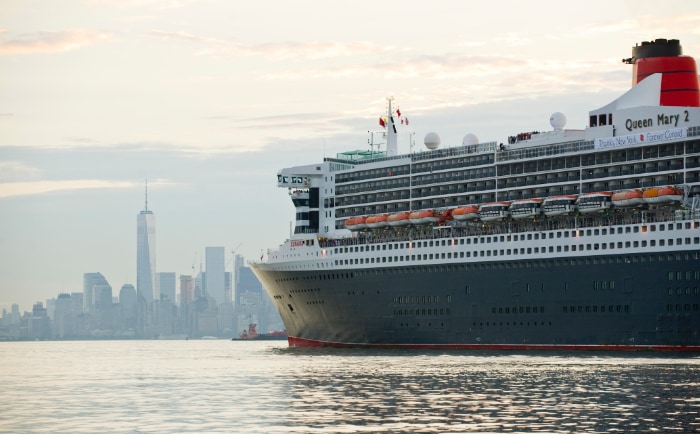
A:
83;272;110;311
205;246;225;304
156;272;176;302
137;181;156;305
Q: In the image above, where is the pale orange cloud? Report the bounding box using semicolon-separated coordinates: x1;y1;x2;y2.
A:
0;29;110;55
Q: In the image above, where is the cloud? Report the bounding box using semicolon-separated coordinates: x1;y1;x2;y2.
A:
0;161;42;182
148;30;386;60
0;178;175;199
0;29;111;55
0;179;134;198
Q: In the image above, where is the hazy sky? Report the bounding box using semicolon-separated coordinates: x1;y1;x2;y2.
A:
1;0;699;312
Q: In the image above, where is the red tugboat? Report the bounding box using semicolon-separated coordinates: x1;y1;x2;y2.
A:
233;323;288;341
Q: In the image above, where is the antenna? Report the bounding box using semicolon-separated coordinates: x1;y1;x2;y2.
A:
144;178;148;212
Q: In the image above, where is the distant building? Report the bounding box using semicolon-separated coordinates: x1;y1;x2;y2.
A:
205;246;225;304
234;254;283;334
119;284;137;334
156;272;176;302
53;293;75;338
137;182;156;305
83;272;110;311
70;293;83;315
179;275;193;305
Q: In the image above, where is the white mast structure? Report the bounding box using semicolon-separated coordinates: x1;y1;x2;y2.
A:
385;97;398;157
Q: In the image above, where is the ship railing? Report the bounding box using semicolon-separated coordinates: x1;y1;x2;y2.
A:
497;140;594;163
325;142;498;166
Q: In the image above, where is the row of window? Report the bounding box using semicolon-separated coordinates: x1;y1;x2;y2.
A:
275;273;354;283
289;287;320;294
493;306;545;314
346;252;698;276
667;287;700;296
667;304;700;312
393;295;449;304
474;321;553;327
394;308;450;316
333;236;699;265
563;305;630;313
668;271;700;281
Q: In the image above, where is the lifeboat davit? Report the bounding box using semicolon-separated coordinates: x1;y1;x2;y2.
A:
611;189;644;207
543;195;577;216
576;192;612;213
509;198;543;220
643;186;683;204
478;201;510;222
409;209;440;225
365;214;388;229
387;211;411;227
344;216;367;231
452;205;479;221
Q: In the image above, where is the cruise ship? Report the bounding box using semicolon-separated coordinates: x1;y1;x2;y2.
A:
251;39;700;351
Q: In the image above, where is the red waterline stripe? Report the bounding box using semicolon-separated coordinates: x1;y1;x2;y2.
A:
287;336;700;352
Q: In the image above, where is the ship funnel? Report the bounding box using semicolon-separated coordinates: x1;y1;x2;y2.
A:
624;39;699;107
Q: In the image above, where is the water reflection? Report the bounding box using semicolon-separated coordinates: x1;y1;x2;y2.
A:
1;342;698;433
278;348;700;433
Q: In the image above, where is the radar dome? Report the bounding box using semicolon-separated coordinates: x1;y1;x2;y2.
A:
550;112;566;130
424;132;441;150
462;133;479;147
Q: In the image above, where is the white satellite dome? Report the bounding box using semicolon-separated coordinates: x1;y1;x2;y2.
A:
550;112;566;130
462;133;479;147
424;132;441;150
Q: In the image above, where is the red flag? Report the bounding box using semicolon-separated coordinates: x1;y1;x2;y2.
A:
396;108;401;117
379;117;386;128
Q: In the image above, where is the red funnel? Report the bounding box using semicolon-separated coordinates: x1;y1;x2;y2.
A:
624;39;699;107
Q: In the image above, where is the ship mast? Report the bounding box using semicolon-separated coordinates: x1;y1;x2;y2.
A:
386;97;398;157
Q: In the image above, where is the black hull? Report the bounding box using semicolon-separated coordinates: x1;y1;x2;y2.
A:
252;250;700;350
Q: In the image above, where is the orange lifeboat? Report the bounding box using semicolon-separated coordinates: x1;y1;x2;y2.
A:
576;192;612;213
509;198;543;220
366;214;388;229
543;195;577;216
611;189;644;207
387;211;411;227
452;205;479;221
478;201;510;221
643;186;683;204
344;216;367;231
409;209;440;225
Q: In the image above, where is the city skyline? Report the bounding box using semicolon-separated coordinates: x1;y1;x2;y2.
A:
2;1;700;311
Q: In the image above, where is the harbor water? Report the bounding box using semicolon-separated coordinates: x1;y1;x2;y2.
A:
1;340;699;433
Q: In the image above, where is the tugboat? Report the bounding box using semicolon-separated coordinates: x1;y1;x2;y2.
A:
232;323;288;341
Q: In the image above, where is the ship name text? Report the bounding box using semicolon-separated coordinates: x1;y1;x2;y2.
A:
625;110;689;131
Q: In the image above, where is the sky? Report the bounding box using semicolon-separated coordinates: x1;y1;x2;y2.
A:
1;0;700;312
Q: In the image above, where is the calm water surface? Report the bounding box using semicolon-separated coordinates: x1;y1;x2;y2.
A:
1;340;699;433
